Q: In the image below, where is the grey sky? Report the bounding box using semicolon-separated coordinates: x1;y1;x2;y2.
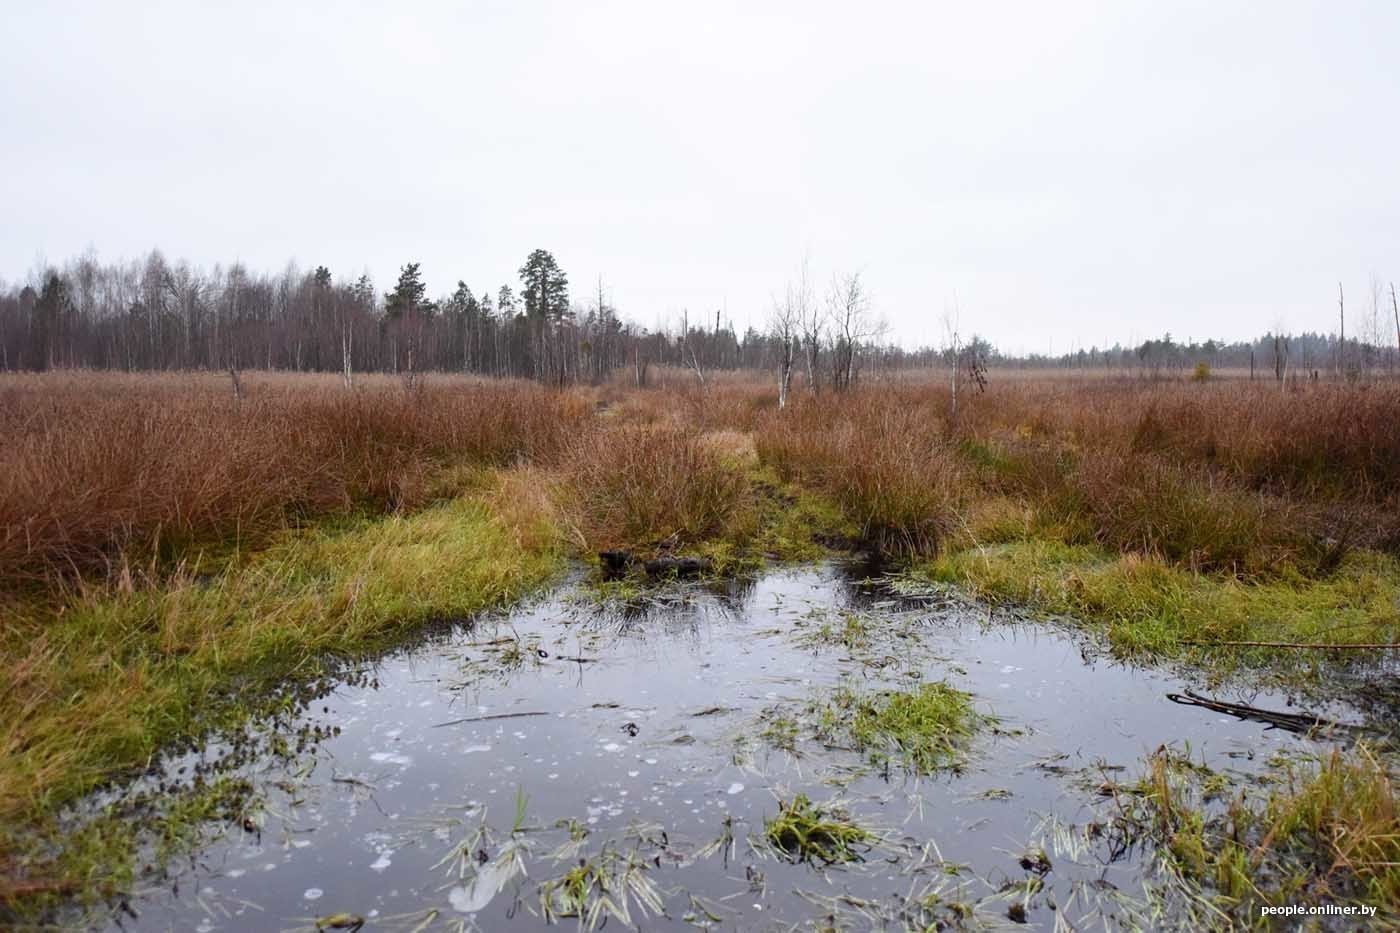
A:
3;1;1397;353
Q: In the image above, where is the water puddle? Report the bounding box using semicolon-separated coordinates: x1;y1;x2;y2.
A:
99;564;1372;930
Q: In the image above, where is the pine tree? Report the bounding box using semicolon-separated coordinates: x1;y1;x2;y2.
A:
497;284;518;318
517;249;569;321
351;274;375;310
447;281;477;316
385;263;432;318
33;273;68;370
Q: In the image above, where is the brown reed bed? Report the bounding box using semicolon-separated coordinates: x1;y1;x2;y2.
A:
0;372;589;593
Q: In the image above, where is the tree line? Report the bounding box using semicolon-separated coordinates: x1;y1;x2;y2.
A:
2;248;1396;385
0;248;897;388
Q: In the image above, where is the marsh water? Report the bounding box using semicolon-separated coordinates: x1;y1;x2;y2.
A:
99;563;1379;931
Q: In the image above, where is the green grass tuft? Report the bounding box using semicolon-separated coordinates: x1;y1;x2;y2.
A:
763;794;871;865
1110;744;1400;922
924;539;1400;659
815;682;983;774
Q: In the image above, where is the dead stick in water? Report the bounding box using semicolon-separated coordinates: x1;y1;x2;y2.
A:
432;711;550;728
1167;690;1355;733
1181;640;1399;650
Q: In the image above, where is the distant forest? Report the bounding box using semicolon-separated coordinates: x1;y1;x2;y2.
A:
2;249;1397;384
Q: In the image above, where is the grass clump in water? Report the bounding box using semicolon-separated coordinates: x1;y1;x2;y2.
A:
763;794;871;865
760;713;800;752
817;682;983;775
537;848;665;930
798;611;873;653
559;431;856;581
1107;744;1400;923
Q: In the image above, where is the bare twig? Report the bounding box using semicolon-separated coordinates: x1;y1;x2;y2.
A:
1180;640;1399;650
431;711;550;728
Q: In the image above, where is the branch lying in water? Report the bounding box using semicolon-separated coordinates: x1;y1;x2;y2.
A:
432;711;550;728
1166;690;1357;735
1181;640;1400;649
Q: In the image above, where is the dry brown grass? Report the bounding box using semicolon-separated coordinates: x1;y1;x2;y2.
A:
750;375;1400;571
1068;452;1308;576
755;393;967;557
958;377;1400;501
5;370;1400;593
556;423;751;553
0;372;588;592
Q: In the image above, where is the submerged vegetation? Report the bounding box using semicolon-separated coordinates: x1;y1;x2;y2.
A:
3;368;1400;919
537;847;666;929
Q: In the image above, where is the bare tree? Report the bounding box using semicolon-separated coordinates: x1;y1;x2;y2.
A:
680;309;705;386
1338;281;1346;379
769;274;806;410
341;317;354;388
825;271;882;390
1366;274;1384;377
797;260;824;393
942;312;963;423
941;307;987;427
1392;282;1399;372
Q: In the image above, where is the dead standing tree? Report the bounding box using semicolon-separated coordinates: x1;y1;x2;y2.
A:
1338;281;1346;379
769;275;805;410
681;309;706;387
826;271;881;390
1392;282;1400;372
799;269;824;394
942;311;987;429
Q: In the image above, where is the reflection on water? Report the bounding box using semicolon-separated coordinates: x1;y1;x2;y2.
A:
103;563;1359;931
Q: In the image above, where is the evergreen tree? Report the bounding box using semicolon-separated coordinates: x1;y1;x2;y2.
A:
446;281;477;317
32;273;68;370
497;284;518;318
351;274;375;310
385;262;435;318
517;249;569;321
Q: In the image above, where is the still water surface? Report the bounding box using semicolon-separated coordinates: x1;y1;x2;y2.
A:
110;564;1353;931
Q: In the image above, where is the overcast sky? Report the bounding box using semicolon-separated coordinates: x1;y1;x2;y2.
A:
3;1;1397;353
